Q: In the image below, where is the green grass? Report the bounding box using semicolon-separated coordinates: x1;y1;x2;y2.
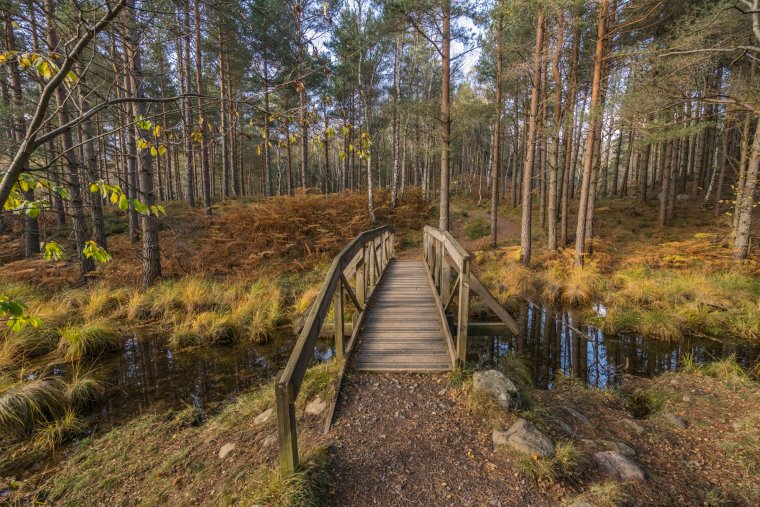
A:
58;318;121;361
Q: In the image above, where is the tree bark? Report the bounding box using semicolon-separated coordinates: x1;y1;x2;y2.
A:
490;9;504;248
574;0;607;266
519;7;544;265
439;0;451;231
734;118;760;259
547;10;564;252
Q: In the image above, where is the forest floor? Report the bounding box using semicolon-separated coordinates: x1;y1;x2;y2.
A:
2;191;759;506
450;195;760;344
326;362;760;507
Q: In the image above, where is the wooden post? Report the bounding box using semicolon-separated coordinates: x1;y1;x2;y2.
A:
334;280;344;359
441;255;452;306
276;373;298;475
456;257;471;366
368;240;376;293
434;241;442;289
356;253;365;304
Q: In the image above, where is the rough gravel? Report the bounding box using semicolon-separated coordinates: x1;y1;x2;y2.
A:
327;372;565;506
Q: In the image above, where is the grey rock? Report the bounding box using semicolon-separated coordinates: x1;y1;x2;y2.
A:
594;451;645;482
218;442;236;459
254;408;273;425
552;417;575;437
473;370;517;409
568;501;597;507
663;413;688;429
493;418;554;458
305;397;327;416
262;435;276;447
622;418;645;435
584;439;636;457
563;406;591;427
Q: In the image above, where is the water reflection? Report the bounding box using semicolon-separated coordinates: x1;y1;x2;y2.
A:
469;303;760;389
65;333;335;430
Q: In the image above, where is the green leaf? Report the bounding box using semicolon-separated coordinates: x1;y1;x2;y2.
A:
118;193;129;211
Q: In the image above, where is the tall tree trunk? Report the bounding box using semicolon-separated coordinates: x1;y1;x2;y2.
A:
391;33;402;209
439;0;451;230
181;0;196;207
559;19;579;247
734;118;760;259
263;59;272;197
194;0;212;215
490;9;504;248
75;62;107;249
219;32;230;199
574;0;607;266
45;0;94;276
714;118;731;217
659;140;673;226
519;7;544;265
547;10;564;252
126;0;161;285
4;12;40;257
297;2;308;189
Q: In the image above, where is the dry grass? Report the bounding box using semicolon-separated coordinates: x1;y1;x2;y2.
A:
57;319;121;361
0;375;66;439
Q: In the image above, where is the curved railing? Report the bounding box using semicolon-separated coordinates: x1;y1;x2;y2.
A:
423;225;519;367
276;225;395;475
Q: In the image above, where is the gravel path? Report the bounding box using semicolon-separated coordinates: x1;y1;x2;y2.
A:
327;372;561;506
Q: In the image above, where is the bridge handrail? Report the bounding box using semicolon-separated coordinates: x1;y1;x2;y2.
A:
423;226;518;367
276;225;395;475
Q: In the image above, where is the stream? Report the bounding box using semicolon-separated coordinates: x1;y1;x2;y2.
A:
469;303;760;388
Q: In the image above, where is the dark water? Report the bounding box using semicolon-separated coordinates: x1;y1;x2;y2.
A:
57;332;336;430
468;303;760;389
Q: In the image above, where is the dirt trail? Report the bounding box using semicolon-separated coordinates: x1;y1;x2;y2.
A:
327;372;562;506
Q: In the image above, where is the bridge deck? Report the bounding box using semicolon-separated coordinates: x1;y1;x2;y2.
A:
354;259;452;372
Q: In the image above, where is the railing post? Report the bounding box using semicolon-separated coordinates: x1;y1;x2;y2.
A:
276;374;298;475
334;280;344;359
356;253;366;305
456;257;471;367
441;255;452;307
434;241;442;289
368;239;376;292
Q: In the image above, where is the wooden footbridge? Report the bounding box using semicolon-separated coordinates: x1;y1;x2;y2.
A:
275;225;519;474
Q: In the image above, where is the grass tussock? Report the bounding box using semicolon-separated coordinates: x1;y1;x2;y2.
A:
33;409;84;450
57;319;121;361
0;375;66;438
247;446;333;507
572;481;628;507
514;439;585;483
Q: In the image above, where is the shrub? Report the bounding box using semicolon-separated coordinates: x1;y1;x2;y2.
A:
464;216;490;240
